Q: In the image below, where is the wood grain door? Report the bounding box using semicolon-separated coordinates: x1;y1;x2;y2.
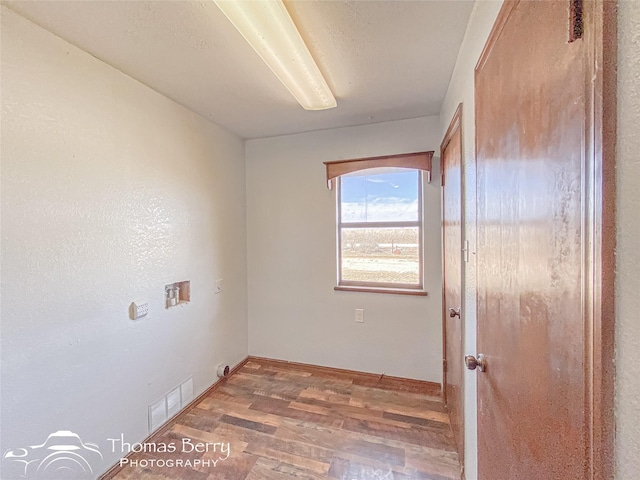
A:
441;104;464;466
474;1;615;479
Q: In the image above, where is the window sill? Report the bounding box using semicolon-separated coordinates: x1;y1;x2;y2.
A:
334;286;428;296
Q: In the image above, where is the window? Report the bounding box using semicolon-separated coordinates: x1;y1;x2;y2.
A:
337;167;424;293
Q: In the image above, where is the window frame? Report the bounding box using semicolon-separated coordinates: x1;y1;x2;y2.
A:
335;169;426;295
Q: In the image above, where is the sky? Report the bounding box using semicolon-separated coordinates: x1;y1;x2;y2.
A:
340;169;419;223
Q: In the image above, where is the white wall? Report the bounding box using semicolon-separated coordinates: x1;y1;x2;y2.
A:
0;7;248;476
441;1;640;479
439;1;503;478
246;117;443;382
615;1;640;477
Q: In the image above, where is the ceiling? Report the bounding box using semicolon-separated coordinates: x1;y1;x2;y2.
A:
5;0;474;139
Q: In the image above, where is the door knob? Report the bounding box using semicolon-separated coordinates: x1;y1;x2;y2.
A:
449;307;461;318
465;354;487;372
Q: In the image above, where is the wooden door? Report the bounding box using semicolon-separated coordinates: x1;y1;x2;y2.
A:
474;1;615;479
441;104;464;466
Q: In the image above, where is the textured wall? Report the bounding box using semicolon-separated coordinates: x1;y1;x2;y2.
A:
615;1;640;477
438;2;503;478
246;117;443;382
0;7;248;476
442;1;640;478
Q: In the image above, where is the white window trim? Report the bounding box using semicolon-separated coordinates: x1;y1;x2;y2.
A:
335;170;426;295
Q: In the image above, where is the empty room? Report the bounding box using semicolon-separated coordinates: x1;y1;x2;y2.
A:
1;0;638;479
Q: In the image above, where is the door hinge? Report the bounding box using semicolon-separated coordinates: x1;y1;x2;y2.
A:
443;359;447;373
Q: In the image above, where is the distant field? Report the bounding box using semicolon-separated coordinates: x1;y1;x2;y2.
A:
342;252;419;284
340;227;420;284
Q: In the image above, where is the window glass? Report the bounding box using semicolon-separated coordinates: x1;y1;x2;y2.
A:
338;168;422;290
340;169;419;223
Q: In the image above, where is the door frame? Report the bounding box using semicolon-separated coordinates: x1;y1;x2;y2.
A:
582;2;617;476
473;1;616;477
440;103;464;466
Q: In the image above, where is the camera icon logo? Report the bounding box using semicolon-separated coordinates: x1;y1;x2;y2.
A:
3;430;102;479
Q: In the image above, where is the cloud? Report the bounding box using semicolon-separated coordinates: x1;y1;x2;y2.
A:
366;178;400;188
342;198;419;222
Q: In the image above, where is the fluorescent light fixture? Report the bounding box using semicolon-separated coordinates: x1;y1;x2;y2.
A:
214;0;337;111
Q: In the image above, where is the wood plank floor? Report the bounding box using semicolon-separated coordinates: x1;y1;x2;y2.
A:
111;359;460;480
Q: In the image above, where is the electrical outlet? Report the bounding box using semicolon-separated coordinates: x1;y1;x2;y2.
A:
355;308;364;323
130;301;149;320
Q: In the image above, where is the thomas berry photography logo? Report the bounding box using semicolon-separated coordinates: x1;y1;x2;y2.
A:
2;430;103;479
109;434;231;470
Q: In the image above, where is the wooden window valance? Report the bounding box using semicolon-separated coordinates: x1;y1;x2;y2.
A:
323;151;434;189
